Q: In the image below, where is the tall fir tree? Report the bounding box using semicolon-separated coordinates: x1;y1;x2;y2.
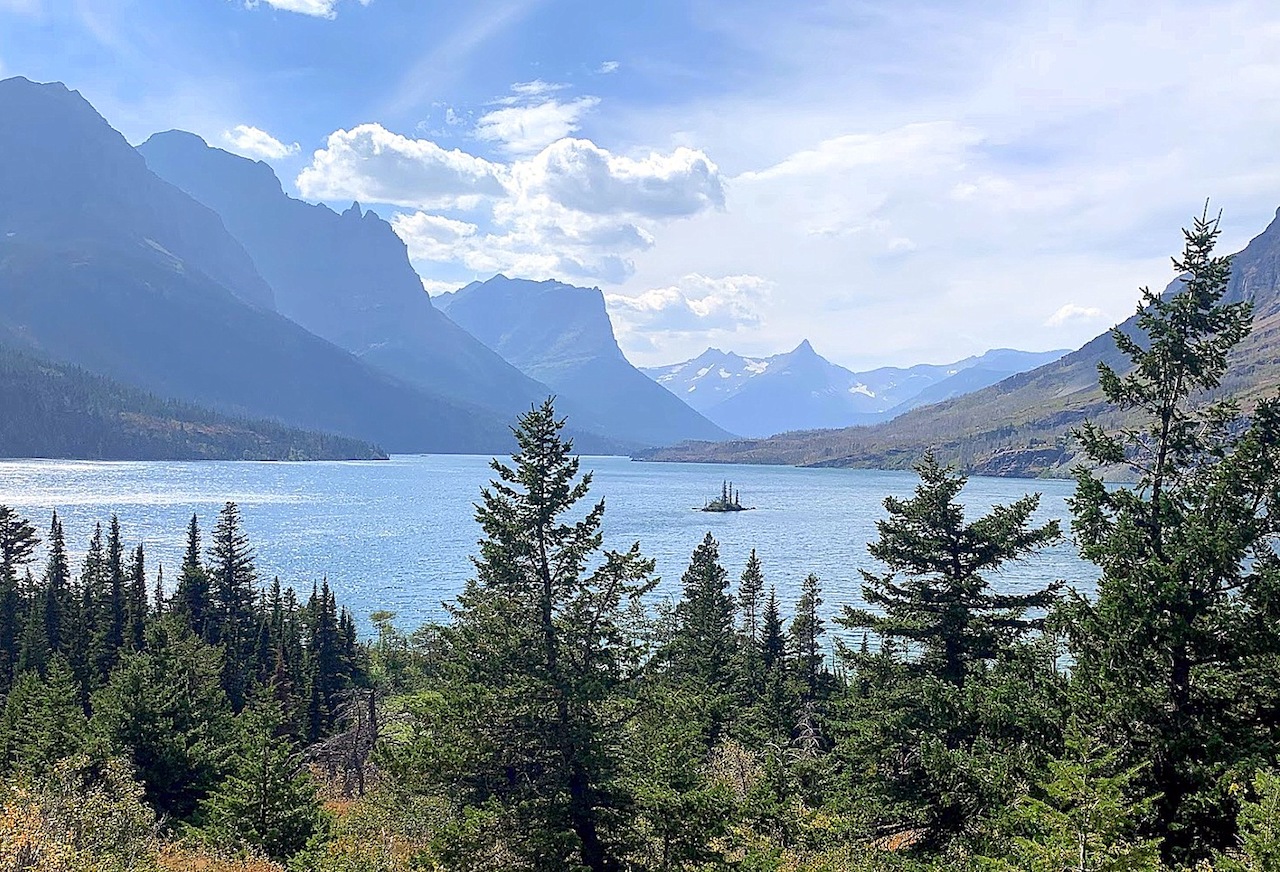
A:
0;506;39;689
41;511;70;658
788;573;827;705
125;543;147;652
1065;209;1280;864
208;502;258;710
840;453;1061;687
174;514;210;640
432;399;656;872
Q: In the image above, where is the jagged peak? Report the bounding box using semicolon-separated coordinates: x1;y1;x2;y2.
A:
342;201;363;219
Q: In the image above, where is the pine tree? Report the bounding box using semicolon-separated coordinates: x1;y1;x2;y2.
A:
41;511;70;657
77;523;108;689
16;569;47;675
197;690;321;861
208;502;258;710
1065;209;1280;863
0;506;39;689
788;573;826;704
0;655;87;773
89;516;126;680
670;534;736;684
125;543;147;651
435;399;656;872
757;587;791;741
982;726;1161;871
174;514;210;640
90;620;232;819
840;453;1061;687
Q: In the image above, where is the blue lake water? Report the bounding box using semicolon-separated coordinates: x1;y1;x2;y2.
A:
0;455;1098;635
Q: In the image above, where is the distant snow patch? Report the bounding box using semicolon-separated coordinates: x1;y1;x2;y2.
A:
744;359;769;374
848;384;876;398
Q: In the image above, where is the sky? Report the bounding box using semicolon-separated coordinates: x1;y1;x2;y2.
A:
4;0;1280;369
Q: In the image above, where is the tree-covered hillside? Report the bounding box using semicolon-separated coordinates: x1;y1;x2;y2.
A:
0;344;385;460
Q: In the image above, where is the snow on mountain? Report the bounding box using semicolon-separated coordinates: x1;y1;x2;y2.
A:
642;342;1069;438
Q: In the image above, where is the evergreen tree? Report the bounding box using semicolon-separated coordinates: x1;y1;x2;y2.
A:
76;523;108;690
125;543;147;651
1065;209;1280;863
982;726;1161;871
208;502;258;710
788;573;827;705
736;550;766;694
0;506;39;688
89;516;126;680
174;514;210;640
41;511;70;658
90;619;232;819
431;399;656;872
841;453;1061;687
16;569;47;675
668;532;738;741
757;587;791;741
197;689;321;862
0;655;87;774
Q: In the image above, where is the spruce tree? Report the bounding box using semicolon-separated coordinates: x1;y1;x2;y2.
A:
174;514;210;640
840;453;1061;687
208;502;258;710
736;550;766;682
197;690;321;861
125;543;147;651
89;516;126;680
41;511;70;657
1065;209;1280;863
0;506;39;688
435;399;656;872
788;573;827;705
77;523;108;689
670;534;737;686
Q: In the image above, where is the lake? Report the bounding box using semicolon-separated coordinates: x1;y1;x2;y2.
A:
0;455;1098;635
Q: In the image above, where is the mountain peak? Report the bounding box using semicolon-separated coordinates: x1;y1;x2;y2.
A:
343;201;363;219
791;339;818;356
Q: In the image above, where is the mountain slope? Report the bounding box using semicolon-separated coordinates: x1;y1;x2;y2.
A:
0;76;513;453
137;131;549;414
639;209;1280;476
644;343;1067;437
0;343;384;461
437;276;730;446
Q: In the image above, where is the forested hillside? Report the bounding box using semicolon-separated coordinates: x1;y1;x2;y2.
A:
0;344;385;460
3;216;1280;871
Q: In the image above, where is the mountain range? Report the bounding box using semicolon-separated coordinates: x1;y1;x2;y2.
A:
0;76;727;457
643;342;1067;437
437;276;729;446
639;206;1280;475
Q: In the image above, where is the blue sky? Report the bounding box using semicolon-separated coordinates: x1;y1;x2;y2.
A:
4;0;1280;369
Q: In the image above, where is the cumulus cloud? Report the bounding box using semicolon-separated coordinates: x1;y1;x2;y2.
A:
243;0;370;18
296;123;725;285
515;138;725;218
597;60;620;74
1045;303;1105;327
296;123;507;209
605;274;772;339
222;124;300;160
475;96;601;156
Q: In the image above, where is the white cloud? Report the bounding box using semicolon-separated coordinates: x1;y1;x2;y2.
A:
475;96;600;156
597;60;620;74
296;124;725;285
514;138;725;218
222;124;300;160
605;274;772;343
242;0;371;19
296;123;507;209
1045;304;1105;327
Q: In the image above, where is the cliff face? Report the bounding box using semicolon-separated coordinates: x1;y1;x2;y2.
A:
439;276;731;446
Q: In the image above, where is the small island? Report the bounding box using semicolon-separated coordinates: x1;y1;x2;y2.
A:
700;480;753;512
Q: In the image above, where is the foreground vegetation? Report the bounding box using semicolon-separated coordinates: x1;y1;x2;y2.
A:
1;212;1279;870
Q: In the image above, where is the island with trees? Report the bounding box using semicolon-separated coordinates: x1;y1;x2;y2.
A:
701;480;752;512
